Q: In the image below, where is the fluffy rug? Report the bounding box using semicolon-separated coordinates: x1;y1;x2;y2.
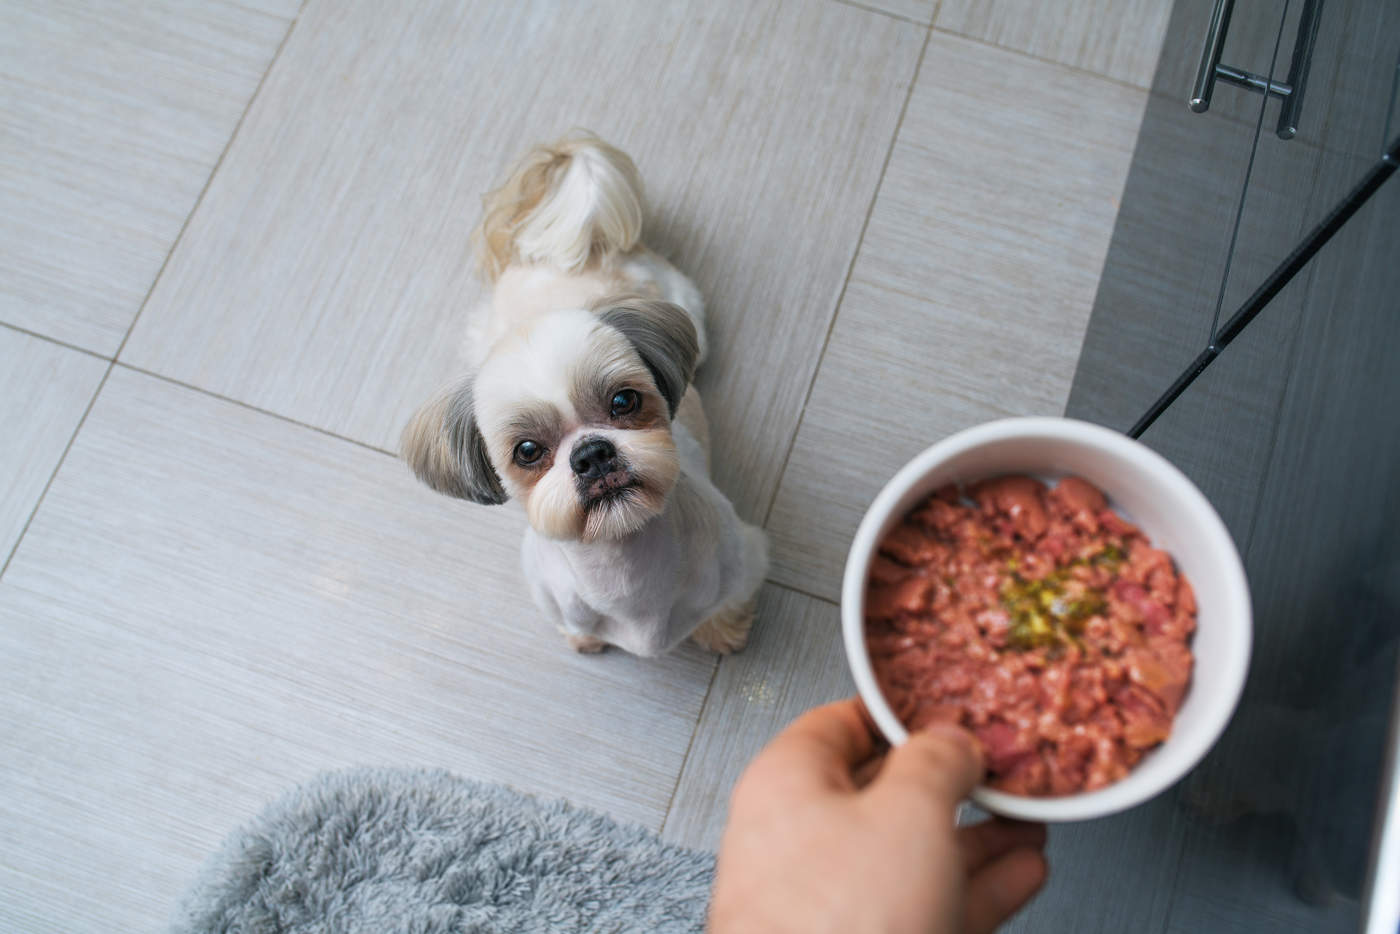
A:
171;768;715;933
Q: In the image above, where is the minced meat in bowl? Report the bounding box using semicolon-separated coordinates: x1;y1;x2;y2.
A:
865;474;1196;796
841;417;1252;822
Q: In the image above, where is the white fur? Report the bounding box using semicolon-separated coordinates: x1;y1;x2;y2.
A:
464;250;707;372
416;134;763;656
475;308;686;548
521;420;768;657
461;135;707;371
513;144;642;273
474;308;597;423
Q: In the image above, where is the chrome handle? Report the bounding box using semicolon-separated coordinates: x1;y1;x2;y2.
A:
1190;0;1236;113
1189;0;1325;140
1276;0;1325;140
1214;63;1292;100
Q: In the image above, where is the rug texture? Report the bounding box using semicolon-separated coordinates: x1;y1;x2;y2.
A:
170;767;715;934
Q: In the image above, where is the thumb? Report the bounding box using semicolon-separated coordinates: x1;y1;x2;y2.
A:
739;699;882;794
871;724;985;811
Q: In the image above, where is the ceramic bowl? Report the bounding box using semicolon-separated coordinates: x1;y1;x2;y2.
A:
841;417;1252;822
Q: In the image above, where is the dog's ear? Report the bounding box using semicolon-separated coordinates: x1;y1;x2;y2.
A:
400;378;507;505
594;297;699;418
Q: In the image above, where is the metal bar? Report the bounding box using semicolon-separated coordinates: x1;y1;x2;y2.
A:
1214;63;1292;99
1277;0;1325;139
1191;0;1236;113
1126;348;1217;439
1128;134;1400;439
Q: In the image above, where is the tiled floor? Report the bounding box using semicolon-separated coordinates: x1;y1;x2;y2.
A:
1;0;1167;929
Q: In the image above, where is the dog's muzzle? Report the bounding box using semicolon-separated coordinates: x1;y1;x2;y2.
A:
571;437;635;502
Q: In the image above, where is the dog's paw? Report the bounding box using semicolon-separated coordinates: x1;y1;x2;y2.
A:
691;601;756;655
566;633;609;654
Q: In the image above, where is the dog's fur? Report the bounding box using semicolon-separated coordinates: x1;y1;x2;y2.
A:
401;133;767;657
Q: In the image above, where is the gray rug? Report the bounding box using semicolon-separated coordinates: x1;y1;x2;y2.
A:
171;768;715;934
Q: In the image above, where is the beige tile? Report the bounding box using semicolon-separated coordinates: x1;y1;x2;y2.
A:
0;0;297;355
0;329;107;565
119;0;924;520
662;584;851;851
935;0;1173;88
0;367;716;930
766;32;1146;601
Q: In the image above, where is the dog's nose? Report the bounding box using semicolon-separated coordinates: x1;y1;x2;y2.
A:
570;438;618;480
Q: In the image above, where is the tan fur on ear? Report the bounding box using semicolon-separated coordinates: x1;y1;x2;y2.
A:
399;379;507;505
471;131;644;282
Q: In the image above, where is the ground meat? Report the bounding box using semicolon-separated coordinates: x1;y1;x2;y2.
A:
865;475;1196;797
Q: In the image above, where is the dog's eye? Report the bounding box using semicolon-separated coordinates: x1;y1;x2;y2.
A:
513;440;544;466
609;389;640;418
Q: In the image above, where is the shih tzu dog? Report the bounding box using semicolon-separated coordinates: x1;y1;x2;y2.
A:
401;133;767;657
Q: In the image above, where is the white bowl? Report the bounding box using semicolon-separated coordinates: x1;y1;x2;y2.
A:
841;417;1252;822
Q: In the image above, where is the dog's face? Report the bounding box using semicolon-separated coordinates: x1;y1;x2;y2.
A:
402;298;699;543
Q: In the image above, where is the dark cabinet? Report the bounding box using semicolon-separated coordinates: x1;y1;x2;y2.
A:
1064;0;1400;930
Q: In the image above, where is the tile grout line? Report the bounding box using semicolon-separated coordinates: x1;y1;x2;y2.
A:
111;8;301;363
929;25;1159;95
92;363;861;596
123;362;846;611
116;362;399;459
760;23;933;530
1;11;304;584
0;364;115;581
827;0;930;28
761;14;1157;534
668;10;938;828
226;0;295;24
656;579;841;838
657;654;723;840
0;321;112;363
760;579;839;609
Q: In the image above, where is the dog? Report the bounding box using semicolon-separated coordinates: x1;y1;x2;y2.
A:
401;133;767;657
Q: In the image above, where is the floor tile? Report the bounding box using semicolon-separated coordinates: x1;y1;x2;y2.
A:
0;0;297;355
935;0;1172;88
766;32;1146;601
0;329;107;566
119;0;924;521
662;585;851;851
838;0;937;26
0;367;716;931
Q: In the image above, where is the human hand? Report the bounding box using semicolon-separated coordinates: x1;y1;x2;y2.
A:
708;698;1047;934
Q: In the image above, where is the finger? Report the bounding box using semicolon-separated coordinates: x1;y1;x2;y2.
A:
871;724;985;811
963;847;1049;934
957;819;1047;874
851;752;886;789
751;698;881;791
